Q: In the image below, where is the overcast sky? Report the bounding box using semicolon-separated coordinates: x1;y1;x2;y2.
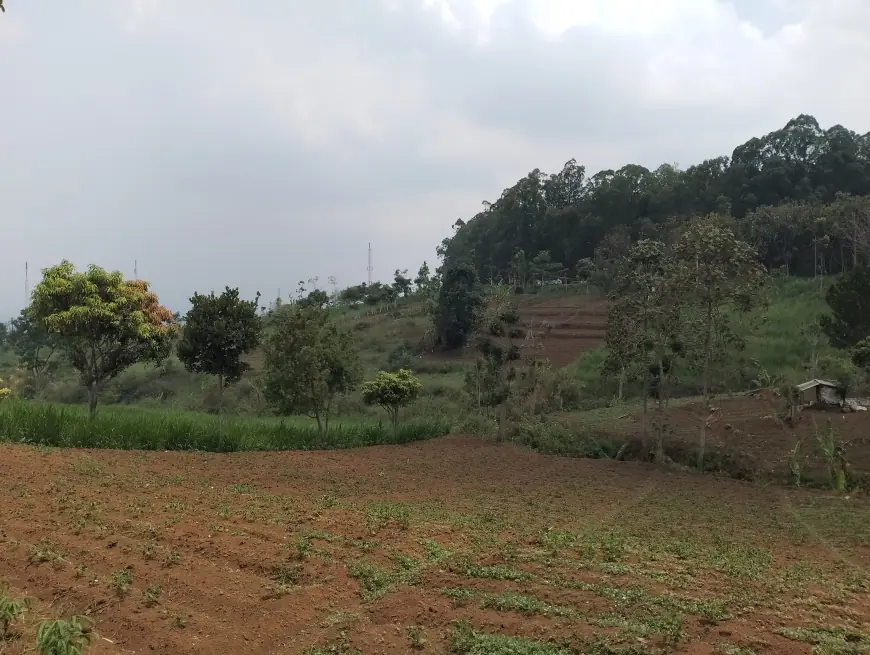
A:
1;0;869;317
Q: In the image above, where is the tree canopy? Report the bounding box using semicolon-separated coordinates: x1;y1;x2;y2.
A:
176;287;262;411
439;115;870;282
29;261;177;418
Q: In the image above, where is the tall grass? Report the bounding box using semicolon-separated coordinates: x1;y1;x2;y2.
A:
0;402;452;452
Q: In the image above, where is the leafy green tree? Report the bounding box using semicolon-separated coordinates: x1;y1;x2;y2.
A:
674;215;766;469
300;289;329;309
607;239;685;462
393;269;412;297
433;263;485;349
361;369;423;436
820;264;870;349
530;250;563;285
852;336;870;372
29;261;177;419
263;304;361;436
414;262;432;294
6;308;63;391
176;287;262;414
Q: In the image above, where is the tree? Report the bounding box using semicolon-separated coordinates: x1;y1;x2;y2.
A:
361;369;423;436
393;269;412;297
530;250;563;285
674;215;766;469
433;263;485;349
29;261;177;419
820;264;870;349
176;287;262;414
607;239;685;462
300;289;330;309
6;309;63;385
263;304;361;436
414;262;432;295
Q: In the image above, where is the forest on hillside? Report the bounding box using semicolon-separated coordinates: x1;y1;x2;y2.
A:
440;115;870;283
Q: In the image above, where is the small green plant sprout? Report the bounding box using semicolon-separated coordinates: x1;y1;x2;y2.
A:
407;625;428;649
110;569;133;597
36;616;94;655
142;584;162;607
361;369;423;437
0;584;31;638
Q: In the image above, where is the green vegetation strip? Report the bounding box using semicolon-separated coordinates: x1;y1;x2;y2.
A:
449;620;656;655
0;402;451;452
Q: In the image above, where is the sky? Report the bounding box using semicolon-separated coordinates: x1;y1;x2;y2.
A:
1;0;869;317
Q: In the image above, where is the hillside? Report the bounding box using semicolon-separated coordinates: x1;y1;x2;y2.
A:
0;276;853;415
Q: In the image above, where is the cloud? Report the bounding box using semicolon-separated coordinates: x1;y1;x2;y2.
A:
1;0;868;317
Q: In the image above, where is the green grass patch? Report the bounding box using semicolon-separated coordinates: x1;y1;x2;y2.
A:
0;401;451;452
776;626;870;654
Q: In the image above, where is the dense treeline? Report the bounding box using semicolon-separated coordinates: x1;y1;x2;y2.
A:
440;115;870;281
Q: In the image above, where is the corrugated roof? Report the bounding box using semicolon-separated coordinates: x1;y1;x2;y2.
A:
795;379;842;392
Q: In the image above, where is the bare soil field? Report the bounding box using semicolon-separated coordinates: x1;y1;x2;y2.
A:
428;294;608;368
2;436;869;654
570;392;870;484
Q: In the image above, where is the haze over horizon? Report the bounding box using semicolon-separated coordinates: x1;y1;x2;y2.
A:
2;0;869;318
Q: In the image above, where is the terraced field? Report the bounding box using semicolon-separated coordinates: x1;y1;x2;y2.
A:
428;294;608;368
2;436;869;654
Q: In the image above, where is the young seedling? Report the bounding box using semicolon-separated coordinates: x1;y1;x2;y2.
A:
142;585;162;608
407;625;428;650
0;585;31;639
110;569;133;598
36;616;94;655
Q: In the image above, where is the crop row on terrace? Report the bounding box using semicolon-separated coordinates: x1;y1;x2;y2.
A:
0;401;451;452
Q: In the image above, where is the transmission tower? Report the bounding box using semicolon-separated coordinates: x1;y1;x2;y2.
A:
367;243;373;285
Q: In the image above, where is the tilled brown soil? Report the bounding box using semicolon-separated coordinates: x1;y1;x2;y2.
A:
1;436;869;654
427;295;608;367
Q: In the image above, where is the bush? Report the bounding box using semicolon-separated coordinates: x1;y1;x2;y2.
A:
386;344;414;371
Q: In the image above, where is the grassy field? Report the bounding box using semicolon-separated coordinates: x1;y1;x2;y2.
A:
1;437;868;654
0;402;452;451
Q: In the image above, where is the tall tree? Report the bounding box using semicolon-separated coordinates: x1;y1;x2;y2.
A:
433;263;485;349
6;308;63;392
263;304;361;436
29;261;177;419
393;269;412;297
414;262;431;294
820;264;870;349
176;287;262;414
674;215;767;469
607;239;684;461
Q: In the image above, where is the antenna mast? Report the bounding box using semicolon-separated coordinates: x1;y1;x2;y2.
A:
25;261;29;302
134;259;138;279
367;243;373;285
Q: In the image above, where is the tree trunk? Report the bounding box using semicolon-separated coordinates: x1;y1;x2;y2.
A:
314;412;323;437
655;355;665;464
617;366;625;401
87;381;98;421
497;402;506;443
392;409;399;438
698;302;713;471
641;375;649;453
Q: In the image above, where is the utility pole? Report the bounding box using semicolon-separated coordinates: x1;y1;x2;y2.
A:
25;261;29;303
367;243;373;285
134;259;138;279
